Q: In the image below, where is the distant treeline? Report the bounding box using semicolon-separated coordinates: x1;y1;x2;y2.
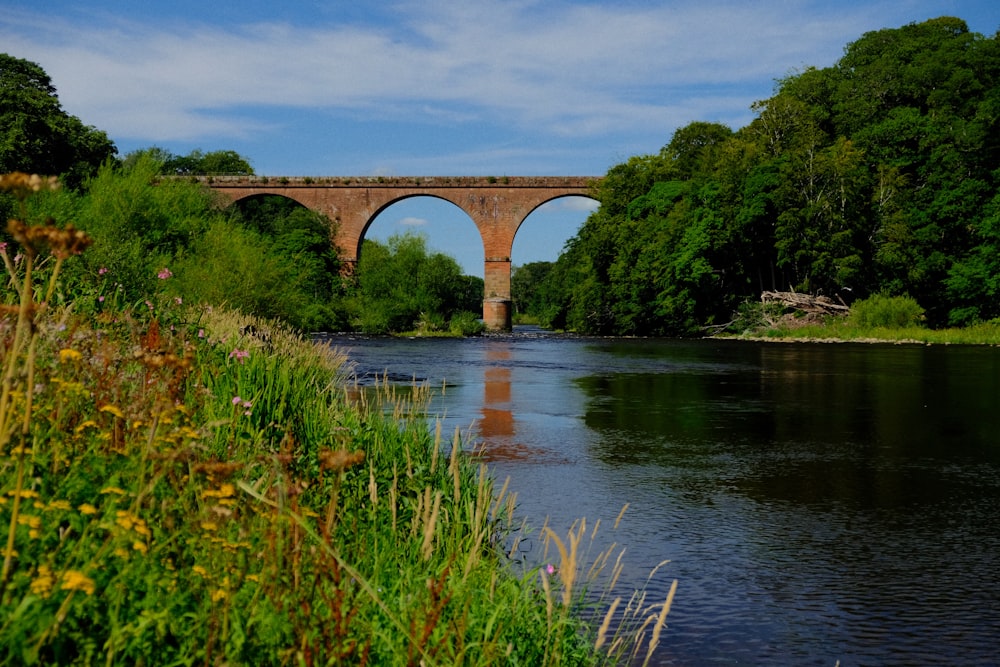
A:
515;17;1000;334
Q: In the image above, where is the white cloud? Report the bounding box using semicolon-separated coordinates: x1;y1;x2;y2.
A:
398;216;428;226
1;1;878;144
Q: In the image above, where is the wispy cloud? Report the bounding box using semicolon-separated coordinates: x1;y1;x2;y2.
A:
398;216;428;226
2;1;879;143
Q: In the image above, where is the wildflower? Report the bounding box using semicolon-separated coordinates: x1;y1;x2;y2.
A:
231;396;243;406
61;570;96;595
31;565;55;597
18;514;42;539
99;404;125;419
98;296;105;302
46;499;72;512
58;348;83;363
211;588;228;602
192;565;208;578
74;420;98;434
198;328;205;338
77;503;98;515
545;563;556;575
98;266;108;275
99;486;127;496
132;540;148;555
174;297;182;305
228;349;249;364
157;267;173;280
115;510;151;536
200;521;218;532
202;483;236;500
6;489;39;499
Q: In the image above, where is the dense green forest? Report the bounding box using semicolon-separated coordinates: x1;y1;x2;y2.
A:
518;17;1000;335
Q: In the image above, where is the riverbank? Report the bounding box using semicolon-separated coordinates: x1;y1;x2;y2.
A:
1;278;667;664
717;319;1000;345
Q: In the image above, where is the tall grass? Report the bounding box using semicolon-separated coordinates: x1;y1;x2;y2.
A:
1;173;676;665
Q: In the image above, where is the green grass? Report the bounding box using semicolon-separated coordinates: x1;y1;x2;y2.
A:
0;173;676;665
729;317;1000;345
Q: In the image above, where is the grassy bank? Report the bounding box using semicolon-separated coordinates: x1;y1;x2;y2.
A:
720;295;1000;345
0;175;674;665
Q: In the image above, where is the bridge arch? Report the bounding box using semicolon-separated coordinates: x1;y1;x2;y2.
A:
203;176;601;329
359;194;483;266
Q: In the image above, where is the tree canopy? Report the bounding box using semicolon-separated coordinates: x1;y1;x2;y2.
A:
525;17;1000;333
0;53;116;188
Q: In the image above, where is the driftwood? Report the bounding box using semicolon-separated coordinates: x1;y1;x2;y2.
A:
761;290;849;316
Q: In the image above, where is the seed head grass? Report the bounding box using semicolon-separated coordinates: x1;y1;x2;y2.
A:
0;173;676;665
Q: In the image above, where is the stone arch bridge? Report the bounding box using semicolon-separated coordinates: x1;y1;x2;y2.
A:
201;175;601;330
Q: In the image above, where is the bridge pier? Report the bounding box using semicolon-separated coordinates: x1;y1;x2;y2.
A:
483;298;512;331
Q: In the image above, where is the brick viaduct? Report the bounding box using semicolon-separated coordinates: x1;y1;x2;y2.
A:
201;175;601;330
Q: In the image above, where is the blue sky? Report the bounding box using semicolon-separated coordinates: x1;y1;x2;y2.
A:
3;1;997;276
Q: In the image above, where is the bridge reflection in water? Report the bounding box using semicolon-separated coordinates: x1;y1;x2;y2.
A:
474;343;538;462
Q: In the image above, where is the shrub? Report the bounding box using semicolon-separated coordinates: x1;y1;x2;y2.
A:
849;293;925;329
449;310;486;336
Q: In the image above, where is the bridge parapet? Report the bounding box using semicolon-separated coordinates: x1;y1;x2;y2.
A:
197;175;599;189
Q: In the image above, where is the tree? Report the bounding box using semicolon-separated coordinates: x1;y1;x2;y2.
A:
354;232;482;333
125;147;254;175
0;54;116;188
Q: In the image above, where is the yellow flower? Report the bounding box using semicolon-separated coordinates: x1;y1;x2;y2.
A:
192;565;208;578
114;547;129;558
31;565;55;597
211;588;228;602
99;404;124;419
61;570;96;595
132;540;148;554
99;486;126;496
201;483;236;500
58;348;83;363
77;503;98;515
74;420;98;434
200;521;218;532
46;499;72;512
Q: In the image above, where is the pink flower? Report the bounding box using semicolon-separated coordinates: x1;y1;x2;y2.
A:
545;564;556;575
174;297;183;305
98;296;105;302
231;396;243;405
198;329;205;339
228;349;250;364
98;267;108;275
157;267;173;280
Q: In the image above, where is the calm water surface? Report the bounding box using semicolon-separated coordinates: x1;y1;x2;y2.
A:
318;330;1000;666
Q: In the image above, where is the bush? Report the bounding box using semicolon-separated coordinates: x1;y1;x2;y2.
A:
849;294;925;329
449;310;486;336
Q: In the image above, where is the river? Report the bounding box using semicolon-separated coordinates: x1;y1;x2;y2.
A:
317;329;1000;666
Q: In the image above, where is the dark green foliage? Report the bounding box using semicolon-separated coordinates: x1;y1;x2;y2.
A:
125;147;254;175
849;294;925;328
0;53;116;190
353;232;484;334
527;16;1000;335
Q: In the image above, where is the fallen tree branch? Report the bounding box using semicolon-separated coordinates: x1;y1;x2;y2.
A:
761;290;850;316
